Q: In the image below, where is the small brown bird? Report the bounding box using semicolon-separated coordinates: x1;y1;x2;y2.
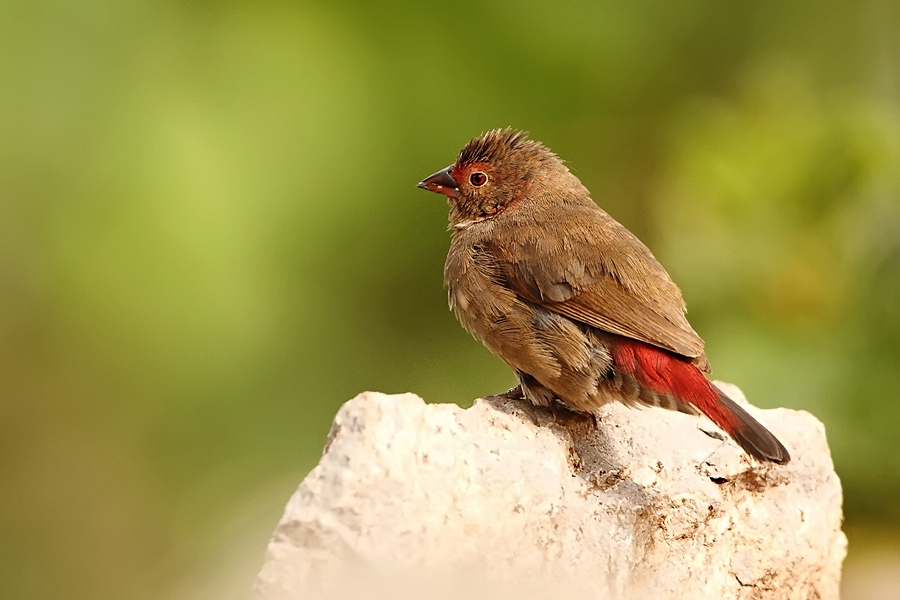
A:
417;128;789;464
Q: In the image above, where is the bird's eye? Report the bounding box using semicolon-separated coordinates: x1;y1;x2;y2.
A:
469;172;487;186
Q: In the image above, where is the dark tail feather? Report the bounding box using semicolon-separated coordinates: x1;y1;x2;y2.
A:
707;385;791;464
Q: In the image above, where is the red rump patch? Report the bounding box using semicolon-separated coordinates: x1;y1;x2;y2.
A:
609;339;742;434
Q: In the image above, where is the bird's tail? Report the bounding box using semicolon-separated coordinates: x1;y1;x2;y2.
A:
609;339;791;464
702;383;791;464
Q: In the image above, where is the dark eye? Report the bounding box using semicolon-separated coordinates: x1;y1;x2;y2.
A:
469;172;487;186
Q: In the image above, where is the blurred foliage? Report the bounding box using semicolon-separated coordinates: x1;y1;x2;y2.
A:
0;1;898;599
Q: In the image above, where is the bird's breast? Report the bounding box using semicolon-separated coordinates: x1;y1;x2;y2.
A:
444;238;514;346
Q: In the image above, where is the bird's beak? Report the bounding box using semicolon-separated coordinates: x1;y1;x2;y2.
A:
417;166;460;199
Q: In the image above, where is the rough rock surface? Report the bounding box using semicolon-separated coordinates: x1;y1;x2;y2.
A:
255;384;846;600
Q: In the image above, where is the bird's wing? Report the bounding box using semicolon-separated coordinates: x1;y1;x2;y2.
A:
488;201;706;361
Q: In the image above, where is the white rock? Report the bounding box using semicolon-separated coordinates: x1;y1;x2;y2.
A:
255;383;846;600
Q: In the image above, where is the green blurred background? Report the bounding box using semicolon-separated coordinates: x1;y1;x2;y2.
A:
2;1;899;598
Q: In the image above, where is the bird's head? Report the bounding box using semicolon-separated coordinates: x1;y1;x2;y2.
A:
417;128;575;229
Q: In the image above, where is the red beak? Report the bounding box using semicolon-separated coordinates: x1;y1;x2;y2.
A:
417;166;460;199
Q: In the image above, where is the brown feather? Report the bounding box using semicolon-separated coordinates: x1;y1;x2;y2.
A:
484;197;708;364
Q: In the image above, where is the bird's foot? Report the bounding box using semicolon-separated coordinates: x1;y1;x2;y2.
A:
482;385;542;424
481;384;526;403
535;399;599;431
490;384;526;401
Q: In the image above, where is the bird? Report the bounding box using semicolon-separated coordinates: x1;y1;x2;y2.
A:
417;128;790;464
